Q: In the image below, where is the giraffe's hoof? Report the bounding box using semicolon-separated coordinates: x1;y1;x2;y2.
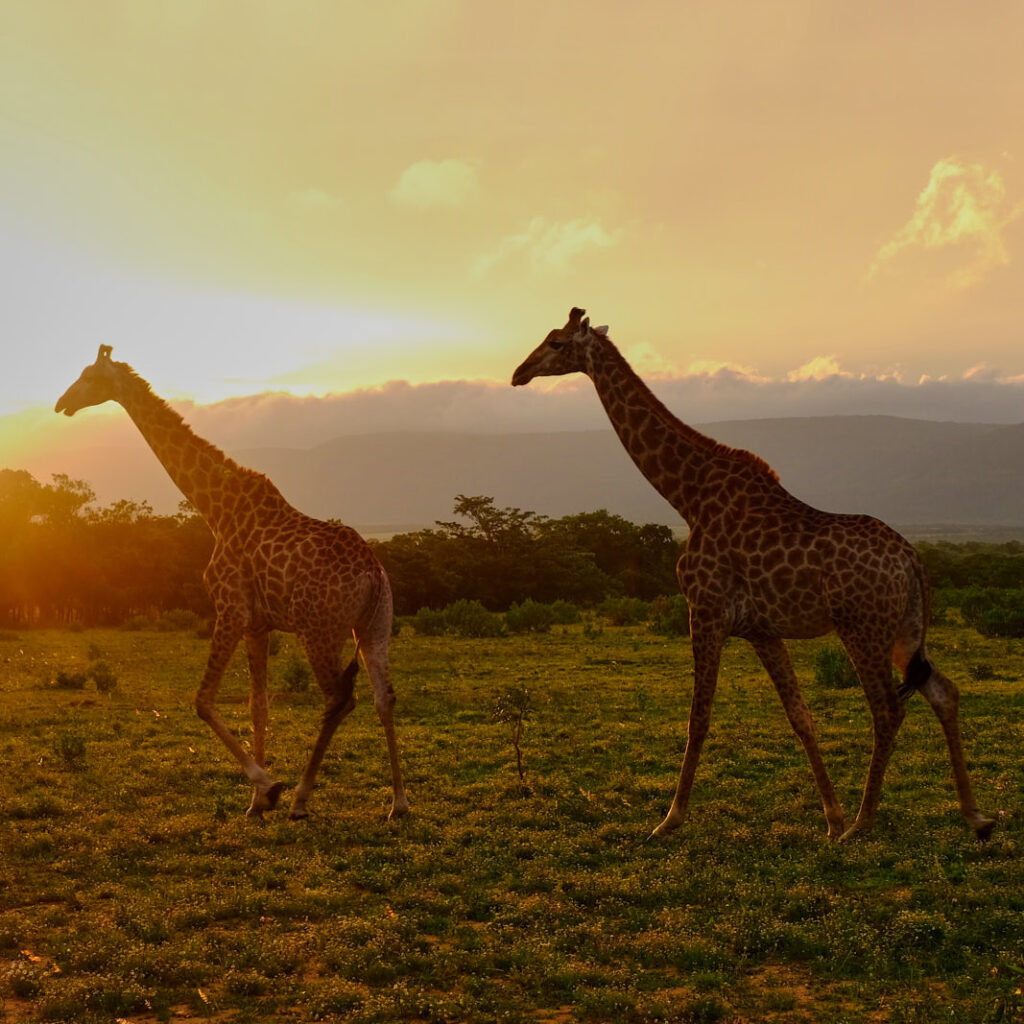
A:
837;822;871;844
288;809;309;822
247;780;286;818
388;801;410;822
973;817;996;842
647;817;682;841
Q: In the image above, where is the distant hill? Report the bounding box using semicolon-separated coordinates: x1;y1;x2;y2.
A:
16;415;1024;537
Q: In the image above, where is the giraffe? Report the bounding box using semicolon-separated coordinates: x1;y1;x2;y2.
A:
512;307;994;842
55;345;409;823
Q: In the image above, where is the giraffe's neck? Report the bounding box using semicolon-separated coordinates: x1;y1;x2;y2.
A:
115;369;287;535
585;339;775;526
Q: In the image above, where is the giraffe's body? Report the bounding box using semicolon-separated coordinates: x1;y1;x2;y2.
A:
513;308;993;841
56;346;408;821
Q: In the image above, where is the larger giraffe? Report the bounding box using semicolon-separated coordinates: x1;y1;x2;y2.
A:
56;346;409;823
513;307;993;842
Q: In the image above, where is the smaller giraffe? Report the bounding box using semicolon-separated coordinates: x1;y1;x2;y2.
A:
56;346;409;822
513;308;994;842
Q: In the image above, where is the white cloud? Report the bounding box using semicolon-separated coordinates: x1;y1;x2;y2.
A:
286;187;344;212
787;355;853;382
473;216;618;277
390;159;480;210
869;156;1024;289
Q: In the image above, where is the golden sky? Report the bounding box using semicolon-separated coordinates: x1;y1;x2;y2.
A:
3;0;1024;438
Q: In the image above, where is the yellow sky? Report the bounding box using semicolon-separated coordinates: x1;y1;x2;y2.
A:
3;1;1024;436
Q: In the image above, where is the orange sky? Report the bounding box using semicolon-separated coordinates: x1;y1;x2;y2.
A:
3;2;1024;453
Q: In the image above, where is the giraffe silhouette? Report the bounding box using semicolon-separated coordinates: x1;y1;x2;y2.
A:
56;345;409;822
513;308;993;842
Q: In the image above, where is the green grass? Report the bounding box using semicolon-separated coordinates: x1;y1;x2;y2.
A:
1;624;1022;1022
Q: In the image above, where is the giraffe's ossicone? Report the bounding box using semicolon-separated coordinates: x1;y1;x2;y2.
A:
513;307;994;843
56;345;409;823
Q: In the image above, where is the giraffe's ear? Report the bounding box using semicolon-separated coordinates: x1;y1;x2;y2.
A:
594;324;609;336
97;345;113;363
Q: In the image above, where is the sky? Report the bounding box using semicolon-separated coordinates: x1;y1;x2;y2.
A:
4;1;1024;474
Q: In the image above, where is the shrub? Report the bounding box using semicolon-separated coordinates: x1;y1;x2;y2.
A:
505;600;555;634
120;614;153;632
54;730;87;770
86;642;103;661
598;596;651;626
413;601;505;639
88;660;118;694
412;607;449;637
446;599;505;638
814;645;859;689
492;686;534;784
649;594;690;636
156;608;202;633
53;669;88;690
281;653;313;693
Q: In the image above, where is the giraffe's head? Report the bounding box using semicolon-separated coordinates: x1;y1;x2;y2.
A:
511;307;609;386
55;345;122;416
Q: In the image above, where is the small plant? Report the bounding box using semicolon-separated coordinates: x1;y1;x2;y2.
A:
505;599;555;634
649;594;691;636
86;641;104;660
53;669;88;690
281;652;313;693
813;645;859;689
53;729;87;770
598;596;651;626
89;660;119;694
492;686;534;786
156;608;202;632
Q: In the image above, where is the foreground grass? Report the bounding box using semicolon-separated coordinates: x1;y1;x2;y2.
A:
0;623;1022;1023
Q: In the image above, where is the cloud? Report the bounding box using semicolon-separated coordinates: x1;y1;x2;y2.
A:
869;156;1024;289
390;159;480;210
473;217;618;277
787;355;853;382
286;187;344;212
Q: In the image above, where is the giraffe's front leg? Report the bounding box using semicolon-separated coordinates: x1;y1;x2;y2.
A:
650;621;724;840
243;631;283;818
195;618;284;818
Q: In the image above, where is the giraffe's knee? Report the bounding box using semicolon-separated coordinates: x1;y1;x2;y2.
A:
373;686;396;720
195;698;215;724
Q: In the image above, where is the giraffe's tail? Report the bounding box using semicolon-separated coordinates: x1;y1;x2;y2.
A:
896;554;934;701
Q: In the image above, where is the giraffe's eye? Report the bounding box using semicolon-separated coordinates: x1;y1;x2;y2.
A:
548;339;564;351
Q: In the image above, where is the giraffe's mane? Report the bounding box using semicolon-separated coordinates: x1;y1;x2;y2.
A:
118;362;285;497
601;339;781;483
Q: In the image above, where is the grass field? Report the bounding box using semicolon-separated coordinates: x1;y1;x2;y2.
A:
1;621;1022;1023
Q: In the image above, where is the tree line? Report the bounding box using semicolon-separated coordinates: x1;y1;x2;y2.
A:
6;469;1024;634
0;472;680;627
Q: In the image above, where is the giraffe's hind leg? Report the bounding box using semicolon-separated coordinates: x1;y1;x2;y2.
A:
752;638;846;839
835;628;907;842
288;633;357;821
893;637;995;840
359;635;410;821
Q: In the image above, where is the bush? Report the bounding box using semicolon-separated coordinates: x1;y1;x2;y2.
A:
505;600;555;634
156;608;202;633
813;645;859;689
412;601;505;639
598;596;651;626
280;653;313;693
649;594;690;636
412;607;449;637
445;599;505;638
53;730;87;770
88;660;118;694
53;669;88;690
120;614;154;632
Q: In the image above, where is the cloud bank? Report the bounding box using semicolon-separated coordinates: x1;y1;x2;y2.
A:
13;363;1024;472
390;159;480;210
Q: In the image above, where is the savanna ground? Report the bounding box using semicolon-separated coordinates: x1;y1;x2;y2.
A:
1;621;1022;1024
